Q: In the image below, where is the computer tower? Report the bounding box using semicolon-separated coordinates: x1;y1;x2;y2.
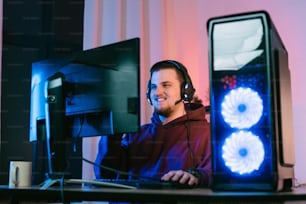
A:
207;11;295;191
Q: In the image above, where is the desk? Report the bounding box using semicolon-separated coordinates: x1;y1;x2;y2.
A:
1;185;306;203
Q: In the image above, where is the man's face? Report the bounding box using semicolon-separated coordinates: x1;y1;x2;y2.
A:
149;68;182;117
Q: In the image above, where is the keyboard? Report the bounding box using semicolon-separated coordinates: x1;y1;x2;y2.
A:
91;178;196;189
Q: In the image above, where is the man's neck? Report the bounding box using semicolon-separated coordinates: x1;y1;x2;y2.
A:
159;103;186;125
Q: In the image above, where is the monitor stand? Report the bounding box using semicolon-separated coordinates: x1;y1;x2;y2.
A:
41;72;69;189
40;172;71;189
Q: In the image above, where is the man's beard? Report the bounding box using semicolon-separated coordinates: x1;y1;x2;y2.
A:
154;106;173;117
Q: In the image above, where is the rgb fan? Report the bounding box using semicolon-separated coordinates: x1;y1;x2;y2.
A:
222;130;265;174
221;87;263;129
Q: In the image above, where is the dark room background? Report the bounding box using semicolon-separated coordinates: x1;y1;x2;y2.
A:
0;0;84;184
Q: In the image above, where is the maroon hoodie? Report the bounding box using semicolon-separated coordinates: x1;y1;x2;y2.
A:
120;103;211;187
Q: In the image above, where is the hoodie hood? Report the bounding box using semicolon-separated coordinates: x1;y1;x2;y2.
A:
151;103;207;127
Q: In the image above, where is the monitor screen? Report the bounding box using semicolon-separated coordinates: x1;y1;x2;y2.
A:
29;38;140;175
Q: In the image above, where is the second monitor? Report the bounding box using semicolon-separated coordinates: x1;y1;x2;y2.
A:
30;38;140;176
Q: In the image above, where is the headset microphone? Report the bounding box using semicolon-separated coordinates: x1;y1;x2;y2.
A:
174;98;183;105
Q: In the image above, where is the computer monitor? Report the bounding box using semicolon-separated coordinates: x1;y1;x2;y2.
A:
29;38;140;179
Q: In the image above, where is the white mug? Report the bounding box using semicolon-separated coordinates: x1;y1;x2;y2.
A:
9;161;32;188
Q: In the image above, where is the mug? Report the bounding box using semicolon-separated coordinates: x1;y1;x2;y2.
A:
9;161;32;188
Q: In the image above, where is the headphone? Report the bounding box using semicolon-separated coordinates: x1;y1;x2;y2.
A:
146;60;195;105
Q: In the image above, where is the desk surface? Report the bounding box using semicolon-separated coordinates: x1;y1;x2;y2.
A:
1;185;306;203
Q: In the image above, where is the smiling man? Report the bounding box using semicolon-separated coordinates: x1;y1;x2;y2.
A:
95;60;212;187
149;67;186;124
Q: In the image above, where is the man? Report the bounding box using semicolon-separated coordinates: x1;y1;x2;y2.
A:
95;60;211;187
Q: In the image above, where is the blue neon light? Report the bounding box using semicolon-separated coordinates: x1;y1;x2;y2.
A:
222;130;265;175
221;87;263;129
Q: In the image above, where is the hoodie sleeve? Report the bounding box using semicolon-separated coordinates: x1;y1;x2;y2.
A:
194;130;212;187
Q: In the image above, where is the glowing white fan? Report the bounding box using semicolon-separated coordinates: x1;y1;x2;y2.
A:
222;131;264;174
221;87;263;129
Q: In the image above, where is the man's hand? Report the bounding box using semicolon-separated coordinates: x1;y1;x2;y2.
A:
161;170;199;186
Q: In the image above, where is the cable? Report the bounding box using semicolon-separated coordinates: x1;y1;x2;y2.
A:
185;103;195;168
293;178;306;189
60;175;65;203
73;115;85;153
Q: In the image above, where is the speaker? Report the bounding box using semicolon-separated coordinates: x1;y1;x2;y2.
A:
146;60;195;104
207;11;295;191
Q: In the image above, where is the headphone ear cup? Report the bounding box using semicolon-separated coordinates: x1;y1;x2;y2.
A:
182;80;195;101
182;83;189;101
146;80;152;105
178;66;195;102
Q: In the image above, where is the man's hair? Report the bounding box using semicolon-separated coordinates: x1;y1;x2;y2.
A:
150;61;184;85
